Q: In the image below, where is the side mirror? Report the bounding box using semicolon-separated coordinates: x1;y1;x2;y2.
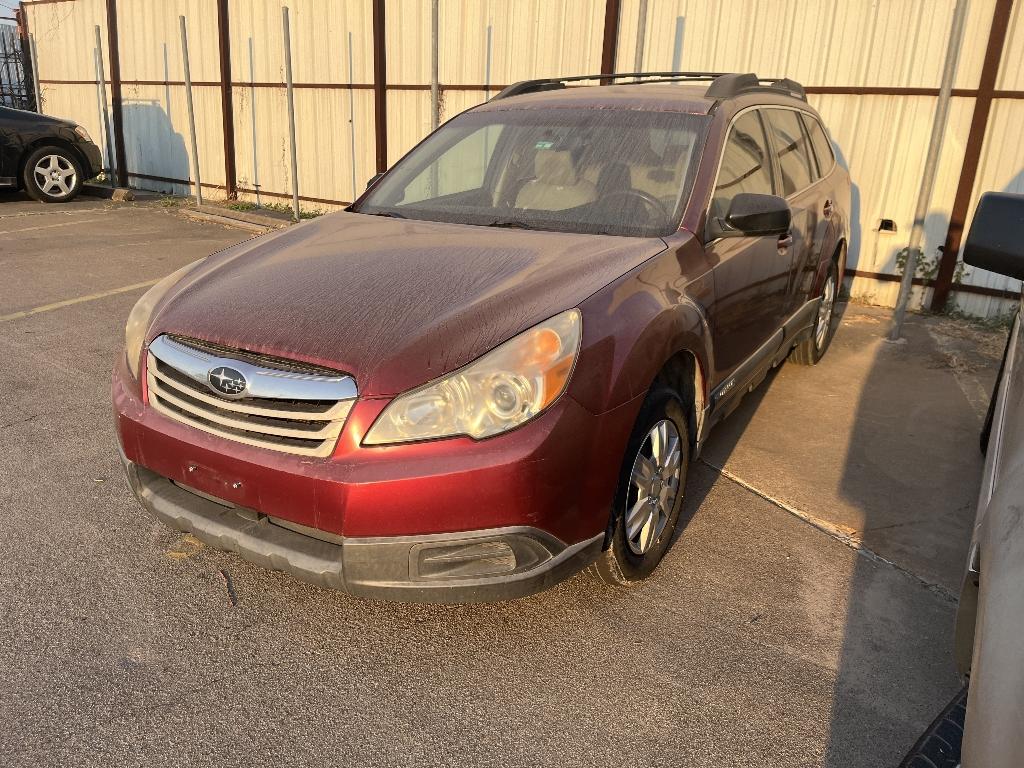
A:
963;192;1024;281
709;193;791;240
366;172;384;190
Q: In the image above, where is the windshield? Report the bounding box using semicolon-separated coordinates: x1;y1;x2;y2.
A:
354;108;710;237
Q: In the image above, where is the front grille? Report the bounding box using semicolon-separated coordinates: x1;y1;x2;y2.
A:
146;335;357;458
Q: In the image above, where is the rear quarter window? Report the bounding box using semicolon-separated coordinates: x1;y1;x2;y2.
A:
764;109;815;197
803;114;836;176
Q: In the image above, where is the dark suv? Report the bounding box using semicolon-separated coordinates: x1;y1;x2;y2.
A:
113;72;850;602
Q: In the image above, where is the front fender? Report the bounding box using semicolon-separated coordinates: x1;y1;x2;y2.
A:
571;237;713;416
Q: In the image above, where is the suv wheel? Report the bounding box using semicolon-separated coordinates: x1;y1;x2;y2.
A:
588;387;690;585
23;146;84;203
790;260;838;365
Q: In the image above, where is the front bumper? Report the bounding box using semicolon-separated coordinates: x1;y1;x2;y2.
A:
113;353;640;602
122;457;603;602
77;140;103;178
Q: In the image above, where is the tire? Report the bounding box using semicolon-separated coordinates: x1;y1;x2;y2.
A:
22;145;84;203
898;686;967;768
588;386;690;585
790;258;839;365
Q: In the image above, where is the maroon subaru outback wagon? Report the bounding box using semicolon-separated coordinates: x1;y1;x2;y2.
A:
113;72;850;602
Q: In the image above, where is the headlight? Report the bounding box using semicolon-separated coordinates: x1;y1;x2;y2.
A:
73;125;92;143
364;309;582;445
124;260;203;380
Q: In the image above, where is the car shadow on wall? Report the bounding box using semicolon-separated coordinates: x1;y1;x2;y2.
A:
832;142;862;295
120;100;190;196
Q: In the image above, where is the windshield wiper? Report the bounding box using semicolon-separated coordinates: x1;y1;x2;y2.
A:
363;210;407;219
485;218;539;230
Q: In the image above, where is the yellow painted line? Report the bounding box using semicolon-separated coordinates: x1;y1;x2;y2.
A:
0;216;107;235
0;279;159;324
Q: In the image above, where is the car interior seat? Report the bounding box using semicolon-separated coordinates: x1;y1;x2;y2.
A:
515;149;597;211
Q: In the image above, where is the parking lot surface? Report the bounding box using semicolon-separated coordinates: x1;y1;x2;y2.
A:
0;194;999;767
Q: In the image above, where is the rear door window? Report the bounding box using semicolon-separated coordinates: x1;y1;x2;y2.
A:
765;109;815;196
710;110;774;220
802;114;835;177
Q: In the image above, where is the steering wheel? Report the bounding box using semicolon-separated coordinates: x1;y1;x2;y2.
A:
600;189;669;223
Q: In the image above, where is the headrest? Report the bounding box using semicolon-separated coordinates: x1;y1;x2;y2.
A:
534;149;578;186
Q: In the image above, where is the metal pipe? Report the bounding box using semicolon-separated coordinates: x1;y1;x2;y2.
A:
671;16;685;72
889;0;970;340
29;33;40;111
282;5;300;221
93;25;114;186
249;36;261;207
179;15;203;207
484;23;492;99
430;0;439;131
347;30;357;202
633;0;648;77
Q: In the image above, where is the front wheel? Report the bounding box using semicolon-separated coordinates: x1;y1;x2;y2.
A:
22;146;84;203
790;260;838;365
588;387;690;585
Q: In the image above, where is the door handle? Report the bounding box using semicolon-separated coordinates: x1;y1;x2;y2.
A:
777;233;794;254
823;199;834;218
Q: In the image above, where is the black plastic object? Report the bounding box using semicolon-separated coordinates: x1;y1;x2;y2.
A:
715;193;792;238
962;192;1024;282
491;71;806;103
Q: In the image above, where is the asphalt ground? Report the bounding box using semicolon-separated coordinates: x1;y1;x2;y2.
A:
0;191;999;767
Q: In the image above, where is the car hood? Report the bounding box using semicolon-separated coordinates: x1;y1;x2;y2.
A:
149;212;668;397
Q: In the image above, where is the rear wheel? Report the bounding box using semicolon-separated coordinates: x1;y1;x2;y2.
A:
22;146;83;203
790;259;838;365
588;387;690;585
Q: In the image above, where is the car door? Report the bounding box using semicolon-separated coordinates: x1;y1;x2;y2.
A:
706;108;792;380
0;107;21;185
762;107;820;315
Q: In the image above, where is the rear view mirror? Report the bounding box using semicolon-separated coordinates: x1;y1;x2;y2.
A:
963;192;1024;281
710;193;791;239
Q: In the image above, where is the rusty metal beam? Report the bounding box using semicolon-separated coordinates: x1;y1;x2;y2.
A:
105;0;127;187
216;0;237;198
371;0;387;173
600;0;621;82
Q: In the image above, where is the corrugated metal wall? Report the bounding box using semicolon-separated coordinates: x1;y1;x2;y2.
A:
26;0;110;165
21;0;1024;317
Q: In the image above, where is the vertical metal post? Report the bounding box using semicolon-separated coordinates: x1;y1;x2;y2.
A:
347;31;358;202
671;16;685;72
430;0;439;130
282;5;300;222
484;24;492;99
29;33;41;111
889;0;970;340
249;37;261;207
93;25;115;186
633;0;648;75
215;0;237;199
179;15;203;207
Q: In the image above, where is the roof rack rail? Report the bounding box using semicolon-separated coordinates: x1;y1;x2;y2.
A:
704;72;807;101
491;71;731;101
490;71;807;103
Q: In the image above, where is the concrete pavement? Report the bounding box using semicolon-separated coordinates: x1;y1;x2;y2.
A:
0;193;997;767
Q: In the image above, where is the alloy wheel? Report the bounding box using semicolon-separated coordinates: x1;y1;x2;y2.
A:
815;273;836;350
625;419;682;555
33;154;77;199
